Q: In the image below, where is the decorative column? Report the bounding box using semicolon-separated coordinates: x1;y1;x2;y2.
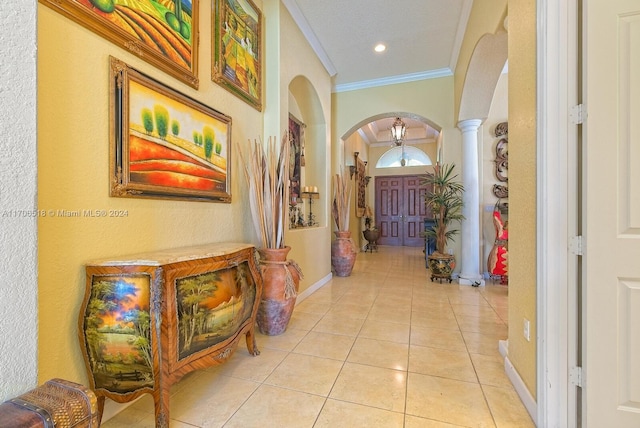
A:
457;119;485;286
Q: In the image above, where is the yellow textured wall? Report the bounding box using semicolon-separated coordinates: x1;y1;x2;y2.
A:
37;0;331;401
278;4;333;291
507;0;538;398
37;2;263;387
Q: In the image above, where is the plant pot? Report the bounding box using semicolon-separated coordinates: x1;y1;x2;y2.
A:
256;246;302;335
427;253;456;283
331;231;357;277
362;229;379;253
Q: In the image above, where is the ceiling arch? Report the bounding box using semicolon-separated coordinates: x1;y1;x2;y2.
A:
458;31;508;122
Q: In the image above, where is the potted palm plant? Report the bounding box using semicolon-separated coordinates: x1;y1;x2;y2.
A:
423;163;464;283
240;135;303;335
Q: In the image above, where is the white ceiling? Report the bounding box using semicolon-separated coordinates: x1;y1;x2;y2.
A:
282;0;473;144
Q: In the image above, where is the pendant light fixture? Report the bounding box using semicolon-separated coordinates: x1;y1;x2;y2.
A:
390;117;406;146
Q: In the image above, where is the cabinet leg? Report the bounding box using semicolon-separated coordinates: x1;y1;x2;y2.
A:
96;395;105;425
245;327;260;356
154;390;170;428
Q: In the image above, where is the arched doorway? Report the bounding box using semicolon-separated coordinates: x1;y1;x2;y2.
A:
341;113;442;247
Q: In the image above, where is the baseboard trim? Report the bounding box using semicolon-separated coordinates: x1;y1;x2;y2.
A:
504;355;538;425
295;273;332;304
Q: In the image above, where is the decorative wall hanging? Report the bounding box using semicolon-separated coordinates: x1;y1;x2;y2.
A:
492;121;509;199
355;152;367;217
39;0;199;88
288;115;304;207
212;0;263;111
109;57;232;202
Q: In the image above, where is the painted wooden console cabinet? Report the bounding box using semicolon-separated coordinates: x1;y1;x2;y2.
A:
78;243;262;427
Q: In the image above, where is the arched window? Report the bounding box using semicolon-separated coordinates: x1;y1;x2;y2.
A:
375;145;432;168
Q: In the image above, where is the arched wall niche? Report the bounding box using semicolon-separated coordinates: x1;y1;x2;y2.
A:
288;74;327;227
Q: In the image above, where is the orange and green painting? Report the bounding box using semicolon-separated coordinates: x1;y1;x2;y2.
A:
83;274;153;393
78;0;193;68
176;262;256;360
129;80;228;193
220;0;260;99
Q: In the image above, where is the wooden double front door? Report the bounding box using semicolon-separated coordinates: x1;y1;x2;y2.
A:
375;175;430;247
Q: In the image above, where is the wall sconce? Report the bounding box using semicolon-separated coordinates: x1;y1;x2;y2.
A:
349;165;356;179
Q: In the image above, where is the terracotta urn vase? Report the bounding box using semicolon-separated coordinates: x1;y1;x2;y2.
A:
331;231;357;277
256;246;302;335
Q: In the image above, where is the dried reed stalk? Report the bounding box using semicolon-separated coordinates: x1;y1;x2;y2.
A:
332;169;351;231
240;135;290;249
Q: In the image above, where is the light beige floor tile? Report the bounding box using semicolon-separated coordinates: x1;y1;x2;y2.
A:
373;295;413;306
330;362;407;412
327;302;371;319
457;316;508;336
405;414;468;427
470;353;513;388
455;311;505;325
411;310;460;330
315;399;404;428
265;352;343;396
410;325;467;351
367;306;412;325
292;331;355;360
312;313;365;336
406;373;495;428
359;318;411;343
412;294;451;309
294;299;332;315
347;337;409;371
224;384;326;428
447;292;491;306
101;407;152;428
451;303;500;318
257;327;308;351
170;374;259;427
409;345;478;383
211;346;288;382
483;384;535;428
288;309;323;330
101;246;524;427
494;306;508;323
461;331;505;357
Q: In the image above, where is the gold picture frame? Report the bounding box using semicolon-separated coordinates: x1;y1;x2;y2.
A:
40;0;199;88
110;57;232;202
212;0;262;111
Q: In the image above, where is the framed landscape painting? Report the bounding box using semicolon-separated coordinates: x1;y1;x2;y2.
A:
110;57;232;202
39;0;199;88
212;0;262;111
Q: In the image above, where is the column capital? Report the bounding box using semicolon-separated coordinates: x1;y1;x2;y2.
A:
457;118;483;133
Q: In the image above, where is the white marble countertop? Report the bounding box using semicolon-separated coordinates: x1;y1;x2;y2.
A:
86;242;255;266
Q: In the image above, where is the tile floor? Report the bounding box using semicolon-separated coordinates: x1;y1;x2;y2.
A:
102;246;534;428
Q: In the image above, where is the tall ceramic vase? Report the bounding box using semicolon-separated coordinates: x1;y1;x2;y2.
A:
331;231;357;277
257;246;302;335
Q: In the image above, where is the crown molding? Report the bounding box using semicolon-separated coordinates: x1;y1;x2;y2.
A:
281;0;337;76
333;68;453;93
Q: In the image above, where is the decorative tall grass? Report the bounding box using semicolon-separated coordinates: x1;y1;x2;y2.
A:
332;169;351;232
240;135;290;249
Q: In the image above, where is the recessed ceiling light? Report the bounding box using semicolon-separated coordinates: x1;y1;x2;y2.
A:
374;44;386;53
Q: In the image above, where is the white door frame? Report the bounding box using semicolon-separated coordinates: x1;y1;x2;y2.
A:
537;0;578;426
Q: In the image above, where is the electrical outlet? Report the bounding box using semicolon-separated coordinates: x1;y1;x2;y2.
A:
523;318;530;341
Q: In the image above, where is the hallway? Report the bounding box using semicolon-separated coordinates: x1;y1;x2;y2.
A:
102;246;533;427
